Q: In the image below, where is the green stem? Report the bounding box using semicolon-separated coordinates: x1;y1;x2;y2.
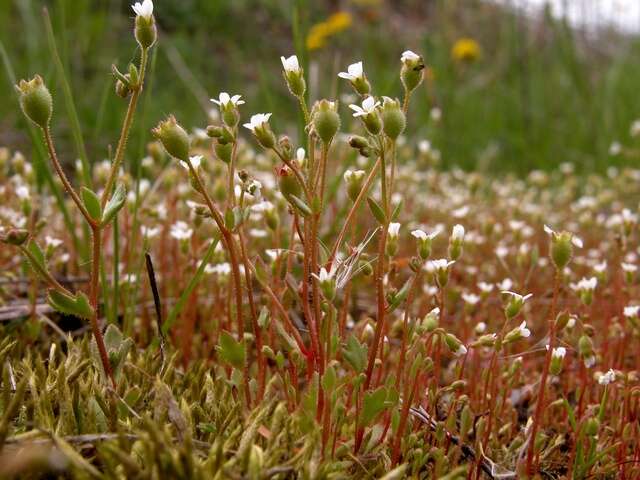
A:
101;47;149;209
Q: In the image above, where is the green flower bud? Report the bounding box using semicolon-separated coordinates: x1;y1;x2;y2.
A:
343;169;366;202
1;228;29;246
15;75;53;129
400;50;425;93
277;165;301;198
152;115;190;161
281;55;306;97
133;6;157;49
584;417;600;437
243;113;275;149
381;97;406;140
443;333;467;357
421;308;439;332
312;100;340;145
545;225;582;270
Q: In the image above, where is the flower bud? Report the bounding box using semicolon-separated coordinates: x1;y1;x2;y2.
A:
281;55;306;97
544;225;582;270
312;100;340;145
502;291;532;319
15;75;53;129
549;346;566;375
400;50;425;93
315;267;336;301
343;169;366;202
584;417;599;437
132;0;157;49
243;113;275;149
503;321;531;344
381;97;406;140
448;224;465;261
1;228;29;246
277;165;301;198
443;333;467;357
152;115;190;161
421;308;439;333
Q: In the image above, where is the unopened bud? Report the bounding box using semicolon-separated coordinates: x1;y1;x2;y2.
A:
16;75;53;129
152;115;190;161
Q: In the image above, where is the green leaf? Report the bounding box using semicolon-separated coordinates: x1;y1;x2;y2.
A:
287;194;313;217
342;335;368;373
321;364;337;392
102;184;127;226
391;199;403;221
26;239;47;272
367;196;387;225
48;290;93;319
361;386;388;426
81;187;102;221
217;331;245;369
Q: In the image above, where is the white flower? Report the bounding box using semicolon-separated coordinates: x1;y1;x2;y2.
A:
44;236;63;249
502;291;533;303
411;229;439;241
584;355;596;368
296;147;306;165
609;141;622;156
598;369;616;385
205;263;231;276
242;113;272;132
349;96;380;118
624;305;640;318
338;61;364;81
280;55;301;73
15;185;29;200
475;322;487;333
622;262;637;273
343;169;365;183
478;281;494;293
454;344;468;357
401;50;420;63
452;224;465;241
170;221;193;241
211;92;244;108
426;259;455;272
570;276;598;292
594;261;607;273
315;266;336;283
186;155;203;170
552;347;566;359
516;321;531;338
141;226;161;238
462;293;480;305
132;0;153;19
387;222;401;238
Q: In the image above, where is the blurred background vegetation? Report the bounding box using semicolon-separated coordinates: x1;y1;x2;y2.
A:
2;0;640;175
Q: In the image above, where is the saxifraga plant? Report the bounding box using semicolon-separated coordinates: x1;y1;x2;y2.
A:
3;0;157;388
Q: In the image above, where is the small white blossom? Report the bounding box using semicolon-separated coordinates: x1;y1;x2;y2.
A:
502;291;533;303
570;277;598;292
552;346;566;359
132;0;153;19
280;55;301;73
598;369;616;385
170;221;193;241
211;92;245;108
387;222;401;238
401;50;421;63
451;224;465;241
516;321;531;338
349;96;380;118
624;305;640;318
338;61;364;81
243;113;272;132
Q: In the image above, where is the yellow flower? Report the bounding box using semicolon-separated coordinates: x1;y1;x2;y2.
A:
306;11;353;51
452;38;481;63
